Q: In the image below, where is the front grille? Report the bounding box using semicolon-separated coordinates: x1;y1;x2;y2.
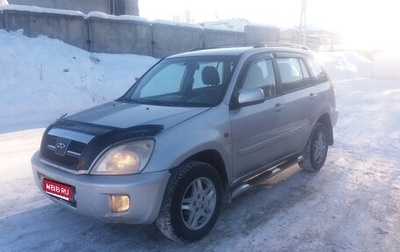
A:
41;134;87;171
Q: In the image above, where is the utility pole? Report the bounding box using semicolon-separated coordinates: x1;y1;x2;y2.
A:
299;0;307;45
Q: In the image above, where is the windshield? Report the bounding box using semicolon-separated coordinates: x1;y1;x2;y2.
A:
120;56;238;107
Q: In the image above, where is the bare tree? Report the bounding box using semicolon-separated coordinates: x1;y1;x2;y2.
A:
172;9;195;23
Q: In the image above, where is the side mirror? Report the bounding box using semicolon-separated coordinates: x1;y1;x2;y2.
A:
238;87;265;105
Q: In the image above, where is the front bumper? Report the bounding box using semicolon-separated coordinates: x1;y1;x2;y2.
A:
31;151;170;224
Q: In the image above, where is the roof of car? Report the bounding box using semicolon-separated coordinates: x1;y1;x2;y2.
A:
167;47;251;58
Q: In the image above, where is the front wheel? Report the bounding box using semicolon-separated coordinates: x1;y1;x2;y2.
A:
299;122;329;172
156;161;222;243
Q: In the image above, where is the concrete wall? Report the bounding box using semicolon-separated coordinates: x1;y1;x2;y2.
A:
245;25;280;45
87;16;152;54
204;28;245;48
152;22;204;58
0;6;281;57
8;0;139;15
8;0;110;14
3;8;88;49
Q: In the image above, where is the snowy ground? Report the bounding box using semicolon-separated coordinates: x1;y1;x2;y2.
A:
1;30;400;251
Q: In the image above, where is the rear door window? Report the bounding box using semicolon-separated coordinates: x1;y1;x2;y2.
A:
277;58;311;93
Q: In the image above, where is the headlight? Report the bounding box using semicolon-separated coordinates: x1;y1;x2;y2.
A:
91;140;154;175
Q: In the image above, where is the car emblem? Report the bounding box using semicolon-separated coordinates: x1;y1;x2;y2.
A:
56;142;66;149
55;137;71;156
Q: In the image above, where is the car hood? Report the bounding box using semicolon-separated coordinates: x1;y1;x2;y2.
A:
65;101;209;130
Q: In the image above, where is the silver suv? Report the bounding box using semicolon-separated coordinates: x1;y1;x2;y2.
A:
32;45;338;243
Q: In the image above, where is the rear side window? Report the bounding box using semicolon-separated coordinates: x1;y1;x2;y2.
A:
277;58;310;93
306;57;328;84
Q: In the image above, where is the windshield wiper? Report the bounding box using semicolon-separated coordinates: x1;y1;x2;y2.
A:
140;99;178;107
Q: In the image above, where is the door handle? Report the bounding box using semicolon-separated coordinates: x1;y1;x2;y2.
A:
273;103;285;112
309;93;318;100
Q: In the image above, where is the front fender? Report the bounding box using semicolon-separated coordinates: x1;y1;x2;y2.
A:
143;105;232;177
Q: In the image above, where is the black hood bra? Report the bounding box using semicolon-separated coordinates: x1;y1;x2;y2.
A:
40;118;163;172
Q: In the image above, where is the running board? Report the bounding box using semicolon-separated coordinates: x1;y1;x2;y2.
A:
231;156;302;199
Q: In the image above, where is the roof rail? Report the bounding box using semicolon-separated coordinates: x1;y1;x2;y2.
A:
254;42;310;50
189;42;310;52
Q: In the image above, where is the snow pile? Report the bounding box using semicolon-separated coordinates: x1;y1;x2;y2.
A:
86;11;150;22
0;4;85;16
319;51;372;82
0;0;8;6
372;49;400;79
0;30;157;127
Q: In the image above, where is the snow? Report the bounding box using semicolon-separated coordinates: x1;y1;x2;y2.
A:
0;29;157;132
152;19;203;29
373;49;400;79
0;4;85;16
1;29;400;251
318;51;372;82
86;11;151;22
201;18;250;32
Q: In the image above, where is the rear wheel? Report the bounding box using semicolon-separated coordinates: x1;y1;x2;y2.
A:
156;161;222;243
299;122;329;172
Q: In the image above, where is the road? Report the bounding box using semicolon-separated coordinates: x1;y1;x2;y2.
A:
1;79;400;251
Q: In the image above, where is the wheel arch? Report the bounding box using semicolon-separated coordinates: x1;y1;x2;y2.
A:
316;113;334;145
172;149;231;203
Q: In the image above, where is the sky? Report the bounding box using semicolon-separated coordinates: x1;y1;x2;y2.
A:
139;0;400;49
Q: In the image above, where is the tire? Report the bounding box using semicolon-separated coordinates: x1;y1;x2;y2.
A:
299;122;329;172
156;161;222;243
